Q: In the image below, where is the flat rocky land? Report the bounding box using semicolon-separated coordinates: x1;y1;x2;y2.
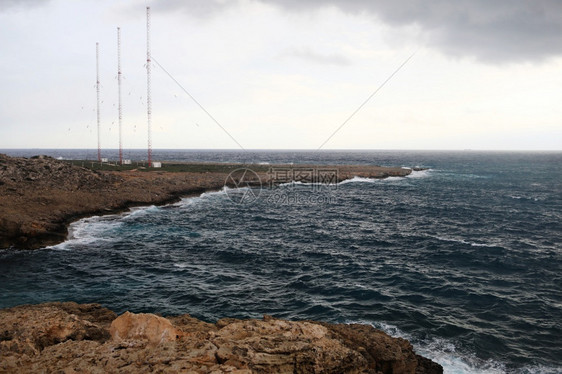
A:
0;154;414;249
0;302;442;373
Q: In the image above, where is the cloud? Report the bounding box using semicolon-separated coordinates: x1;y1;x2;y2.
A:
0;0;50;12
282;47;351;66
148;0;238;18
151;0;562;63
260;0;562;63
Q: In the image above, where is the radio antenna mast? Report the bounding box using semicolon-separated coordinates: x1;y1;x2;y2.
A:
96;42;101;162
146;6;152;167
117;27;123;165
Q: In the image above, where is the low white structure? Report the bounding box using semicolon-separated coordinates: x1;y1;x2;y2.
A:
152;162;162;168
122;159;132;165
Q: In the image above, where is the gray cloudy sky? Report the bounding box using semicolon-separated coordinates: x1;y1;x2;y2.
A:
0;0;561;150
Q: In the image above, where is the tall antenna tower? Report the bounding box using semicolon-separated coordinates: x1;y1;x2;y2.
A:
146;6;152;167
117;27;123;165
96;42;101;162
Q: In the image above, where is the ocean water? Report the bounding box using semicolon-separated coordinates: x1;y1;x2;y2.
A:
1;150;561;374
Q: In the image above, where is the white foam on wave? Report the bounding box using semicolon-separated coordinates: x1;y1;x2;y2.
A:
386;176;406;181
408;169;432;178
47;215;123;251
50;187;231;250
338;175;409;185
431;235;498;248
507;195;540;202
338;176;377;184
279;180;306;186
349;320;514;374
339;169;432;185
47;202;170;250
200;186;230;198
338;176;394;185
278;180;331;187
375;321;562;373
173;187;230;208
121;205;160;219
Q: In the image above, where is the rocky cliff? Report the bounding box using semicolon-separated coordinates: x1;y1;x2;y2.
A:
0;302;442;373
0;155;232;249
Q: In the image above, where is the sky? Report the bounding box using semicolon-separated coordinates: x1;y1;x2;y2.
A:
0;0;561;150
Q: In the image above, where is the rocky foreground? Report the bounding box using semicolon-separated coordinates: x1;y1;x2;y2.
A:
0;302;442;373
0;154;414;249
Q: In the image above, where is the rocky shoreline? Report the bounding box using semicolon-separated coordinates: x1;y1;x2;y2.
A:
0;302;442;373
0;154;415;250
0;155;441;372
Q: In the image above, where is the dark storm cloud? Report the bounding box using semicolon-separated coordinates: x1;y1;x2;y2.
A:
261;0;562;63
152;0;562;63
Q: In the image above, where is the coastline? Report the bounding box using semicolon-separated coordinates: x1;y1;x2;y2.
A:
2;152;560;372
0;154;415;250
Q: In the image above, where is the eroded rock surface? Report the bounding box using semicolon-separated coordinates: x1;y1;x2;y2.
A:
0;302;442;373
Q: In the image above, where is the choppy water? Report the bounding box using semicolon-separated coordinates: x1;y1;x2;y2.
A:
1;150;561;373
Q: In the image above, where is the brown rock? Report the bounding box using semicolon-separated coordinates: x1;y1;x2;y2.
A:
109;311;182;345
0;302;114;356
320;322;420;374
211;318;368;372
0;302;442;373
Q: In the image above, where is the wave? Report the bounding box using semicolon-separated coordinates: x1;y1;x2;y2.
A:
407;169;432;178
338;176;376;184
47;215;123;251
351;321;559;374
46;187;230;250
121;205;159;219
277;180;338;188
47;203;171;250
173;187;229;208
339;169;432;185
278;180;312;187
430;235;499;248
338;176;402;185
507;195;540;202
200;187;229;198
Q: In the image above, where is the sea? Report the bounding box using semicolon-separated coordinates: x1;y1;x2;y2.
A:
1;149;561;374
